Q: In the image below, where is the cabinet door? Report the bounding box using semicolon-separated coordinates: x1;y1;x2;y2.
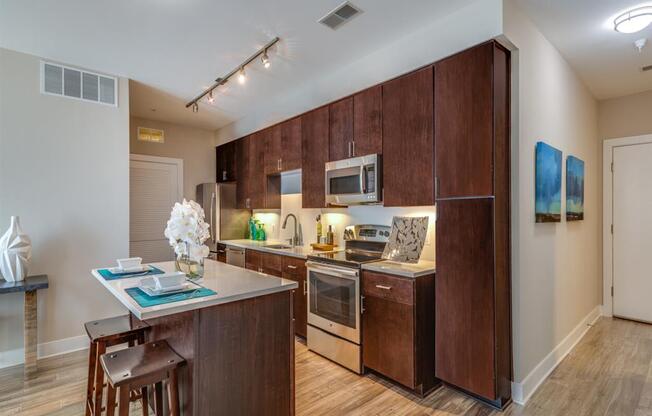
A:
235;137;250;209
216;141;236;182
248;132;266;209
264;125;282;175
329;97;353;162
245;249;262;272
435;198;496;400
362;295;415;389
382;66;434;206
435;42;494;198
301;107;329;208
353;86;382;157
281;117;302;171
261;252;282;276
216;243;227;263
282;256;307;338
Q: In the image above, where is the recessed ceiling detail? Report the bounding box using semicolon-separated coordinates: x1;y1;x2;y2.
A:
319;2;362;30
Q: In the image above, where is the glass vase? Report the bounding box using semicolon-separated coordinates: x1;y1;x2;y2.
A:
175;242;204;279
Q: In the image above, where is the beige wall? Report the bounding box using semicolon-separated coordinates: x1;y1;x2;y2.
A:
0;48;129;363
504;0;601;387
130;116;215;201
599;89;652;140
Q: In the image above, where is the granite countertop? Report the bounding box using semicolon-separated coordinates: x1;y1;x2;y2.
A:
91;260;297;320
361;259;436;278
220;239;342;259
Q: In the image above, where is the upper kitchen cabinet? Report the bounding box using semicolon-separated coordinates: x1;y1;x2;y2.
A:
281;117;302;171
264;125;282;175
301;106;329;208
329;97;353;162
353;85;382;157
235;136;250;209
382;66;435;207
435;41;508;198
248;131;266;209
216;140;237;182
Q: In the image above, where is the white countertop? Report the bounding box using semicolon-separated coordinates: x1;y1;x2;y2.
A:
362;259;436;278
92;260;297;320
220;239;341;259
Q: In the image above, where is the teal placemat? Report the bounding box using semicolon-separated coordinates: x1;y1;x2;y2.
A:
125;284;216;308
98;266;165;281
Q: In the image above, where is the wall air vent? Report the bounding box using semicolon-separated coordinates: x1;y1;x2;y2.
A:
41;61;118;106
642;64;652;72
319;1;362;30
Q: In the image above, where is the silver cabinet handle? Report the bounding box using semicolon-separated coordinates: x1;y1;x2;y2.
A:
348;142;352;157
303;280;307;296
210;192;216;243
217;249;226;253
352;141;356;157
375;285;392;290
287;265;297;270
361;295;365;314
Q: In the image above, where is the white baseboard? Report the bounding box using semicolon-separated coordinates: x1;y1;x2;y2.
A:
511;305;602;405
0;334;88;370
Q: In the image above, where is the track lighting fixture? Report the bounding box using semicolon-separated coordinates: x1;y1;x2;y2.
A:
261;50;270;69
238;67;246;84
185;36;280;111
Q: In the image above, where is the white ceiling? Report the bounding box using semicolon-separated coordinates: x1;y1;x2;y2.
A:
517;0;652;100
0;0;475;131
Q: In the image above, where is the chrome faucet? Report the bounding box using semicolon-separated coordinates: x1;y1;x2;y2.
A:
282;214;302;246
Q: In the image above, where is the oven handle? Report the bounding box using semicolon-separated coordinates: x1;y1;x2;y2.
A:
306;261;359;278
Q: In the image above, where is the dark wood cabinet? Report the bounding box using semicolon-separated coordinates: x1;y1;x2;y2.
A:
235;137;250;209
353;86;382;157
215;243;227;263
329;97;353;161
301;107;329;208
248;131;266;210
281;117;302;171
382;66;434;207
362;271;436;395
435;42;494;198
245;250;282;276
282;256;307;338
434;41;511;408
216;141;237;182
264;125;282;175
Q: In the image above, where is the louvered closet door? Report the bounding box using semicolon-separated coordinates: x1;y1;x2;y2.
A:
129;156;182;262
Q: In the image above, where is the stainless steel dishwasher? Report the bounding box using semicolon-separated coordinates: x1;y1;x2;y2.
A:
225;246;245;268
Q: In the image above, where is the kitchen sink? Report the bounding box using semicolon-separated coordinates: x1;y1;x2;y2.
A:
264;244;294;250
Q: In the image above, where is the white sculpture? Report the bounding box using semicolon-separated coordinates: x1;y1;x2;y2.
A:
0;216;32;282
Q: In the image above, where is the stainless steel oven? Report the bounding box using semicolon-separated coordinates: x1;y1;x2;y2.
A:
325;154;381;205
306;261;361;372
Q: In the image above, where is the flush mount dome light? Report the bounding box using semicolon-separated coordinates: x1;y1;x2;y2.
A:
614;6;652;33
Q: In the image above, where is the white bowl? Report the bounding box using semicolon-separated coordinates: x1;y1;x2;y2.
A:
153;272;186;290
117;257;142;270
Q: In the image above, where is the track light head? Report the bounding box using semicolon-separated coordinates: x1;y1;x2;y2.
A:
238;67;246;84
208;90;215;104
192;102;199;113
262;51;270;69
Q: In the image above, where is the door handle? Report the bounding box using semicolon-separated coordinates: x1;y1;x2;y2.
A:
210;192;216;243
287;265;298;270
352;141;356;157
348;142;352;157
375;285;392;290
303;280;307;296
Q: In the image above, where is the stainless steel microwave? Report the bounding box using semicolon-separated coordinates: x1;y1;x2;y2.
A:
324;154;381;205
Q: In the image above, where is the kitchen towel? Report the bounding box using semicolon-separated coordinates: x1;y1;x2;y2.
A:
382;216;429;263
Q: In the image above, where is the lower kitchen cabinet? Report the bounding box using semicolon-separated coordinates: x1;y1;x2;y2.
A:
245;249;282;276
361;271;437;395
215;243;227;263
282;256;308;338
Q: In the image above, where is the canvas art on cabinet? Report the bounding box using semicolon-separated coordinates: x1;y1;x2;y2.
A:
535;142;562;223
566;156;584;221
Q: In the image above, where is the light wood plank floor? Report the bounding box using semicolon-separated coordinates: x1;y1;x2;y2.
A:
1;317;650;415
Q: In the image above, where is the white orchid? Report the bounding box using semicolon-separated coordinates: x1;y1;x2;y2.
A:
164;199;210;261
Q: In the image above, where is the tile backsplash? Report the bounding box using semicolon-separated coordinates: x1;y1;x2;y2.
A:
253;194;436;261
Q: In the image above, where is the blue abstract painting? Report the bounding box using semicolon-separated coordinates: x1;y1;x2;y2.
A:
535;142;562;223
566;156;584;221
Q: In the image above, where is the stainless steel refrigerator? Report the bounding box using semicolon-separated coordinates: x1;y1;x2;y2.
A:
196;183;250;253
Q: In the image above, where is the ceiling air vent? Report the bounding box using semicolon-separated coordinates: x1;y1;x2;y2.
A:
642;64;652;72
319;2;362;30
41;61;118;106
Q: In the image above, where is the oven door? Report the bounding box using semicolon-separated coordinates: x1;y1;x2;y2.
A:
306;261;360;344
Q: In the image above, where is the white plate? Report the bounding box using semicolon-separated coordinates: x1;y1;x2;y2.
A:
138;281;195;297
109;265;151;274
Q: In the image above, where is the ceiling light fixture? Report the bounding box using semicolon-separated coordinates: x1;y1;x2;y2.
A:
237;67;246;84
207;90;215;104
185;36;280;111
614;6;652;33
261;50;271;69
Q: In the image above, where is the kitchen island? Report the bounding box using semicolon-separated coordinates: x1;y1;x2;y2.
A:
92;259;298;415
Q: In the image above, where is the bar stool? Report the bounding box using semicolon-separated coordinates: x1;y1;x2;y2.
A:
84;315;149;416
101;340;184;416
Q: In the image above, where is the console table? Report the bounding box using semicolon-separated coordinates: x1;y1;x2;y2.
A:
0;275;49;377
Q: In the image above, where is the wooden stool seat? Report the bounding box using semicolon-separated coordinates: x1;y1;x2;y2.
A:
101;340;184;416
85;315;148;343
84;315;149;416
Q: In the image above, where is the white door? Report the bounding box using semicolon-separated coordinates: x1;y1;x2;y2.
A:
613;142;652;322
129;155;183;263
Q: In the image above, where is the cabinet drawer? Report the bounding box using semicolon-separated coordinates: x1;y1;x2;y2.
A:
362;271;414;305
282;256;306;276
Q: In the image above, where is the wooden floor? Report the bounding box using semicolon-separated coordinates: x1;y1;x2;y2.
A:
1;317;651;415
